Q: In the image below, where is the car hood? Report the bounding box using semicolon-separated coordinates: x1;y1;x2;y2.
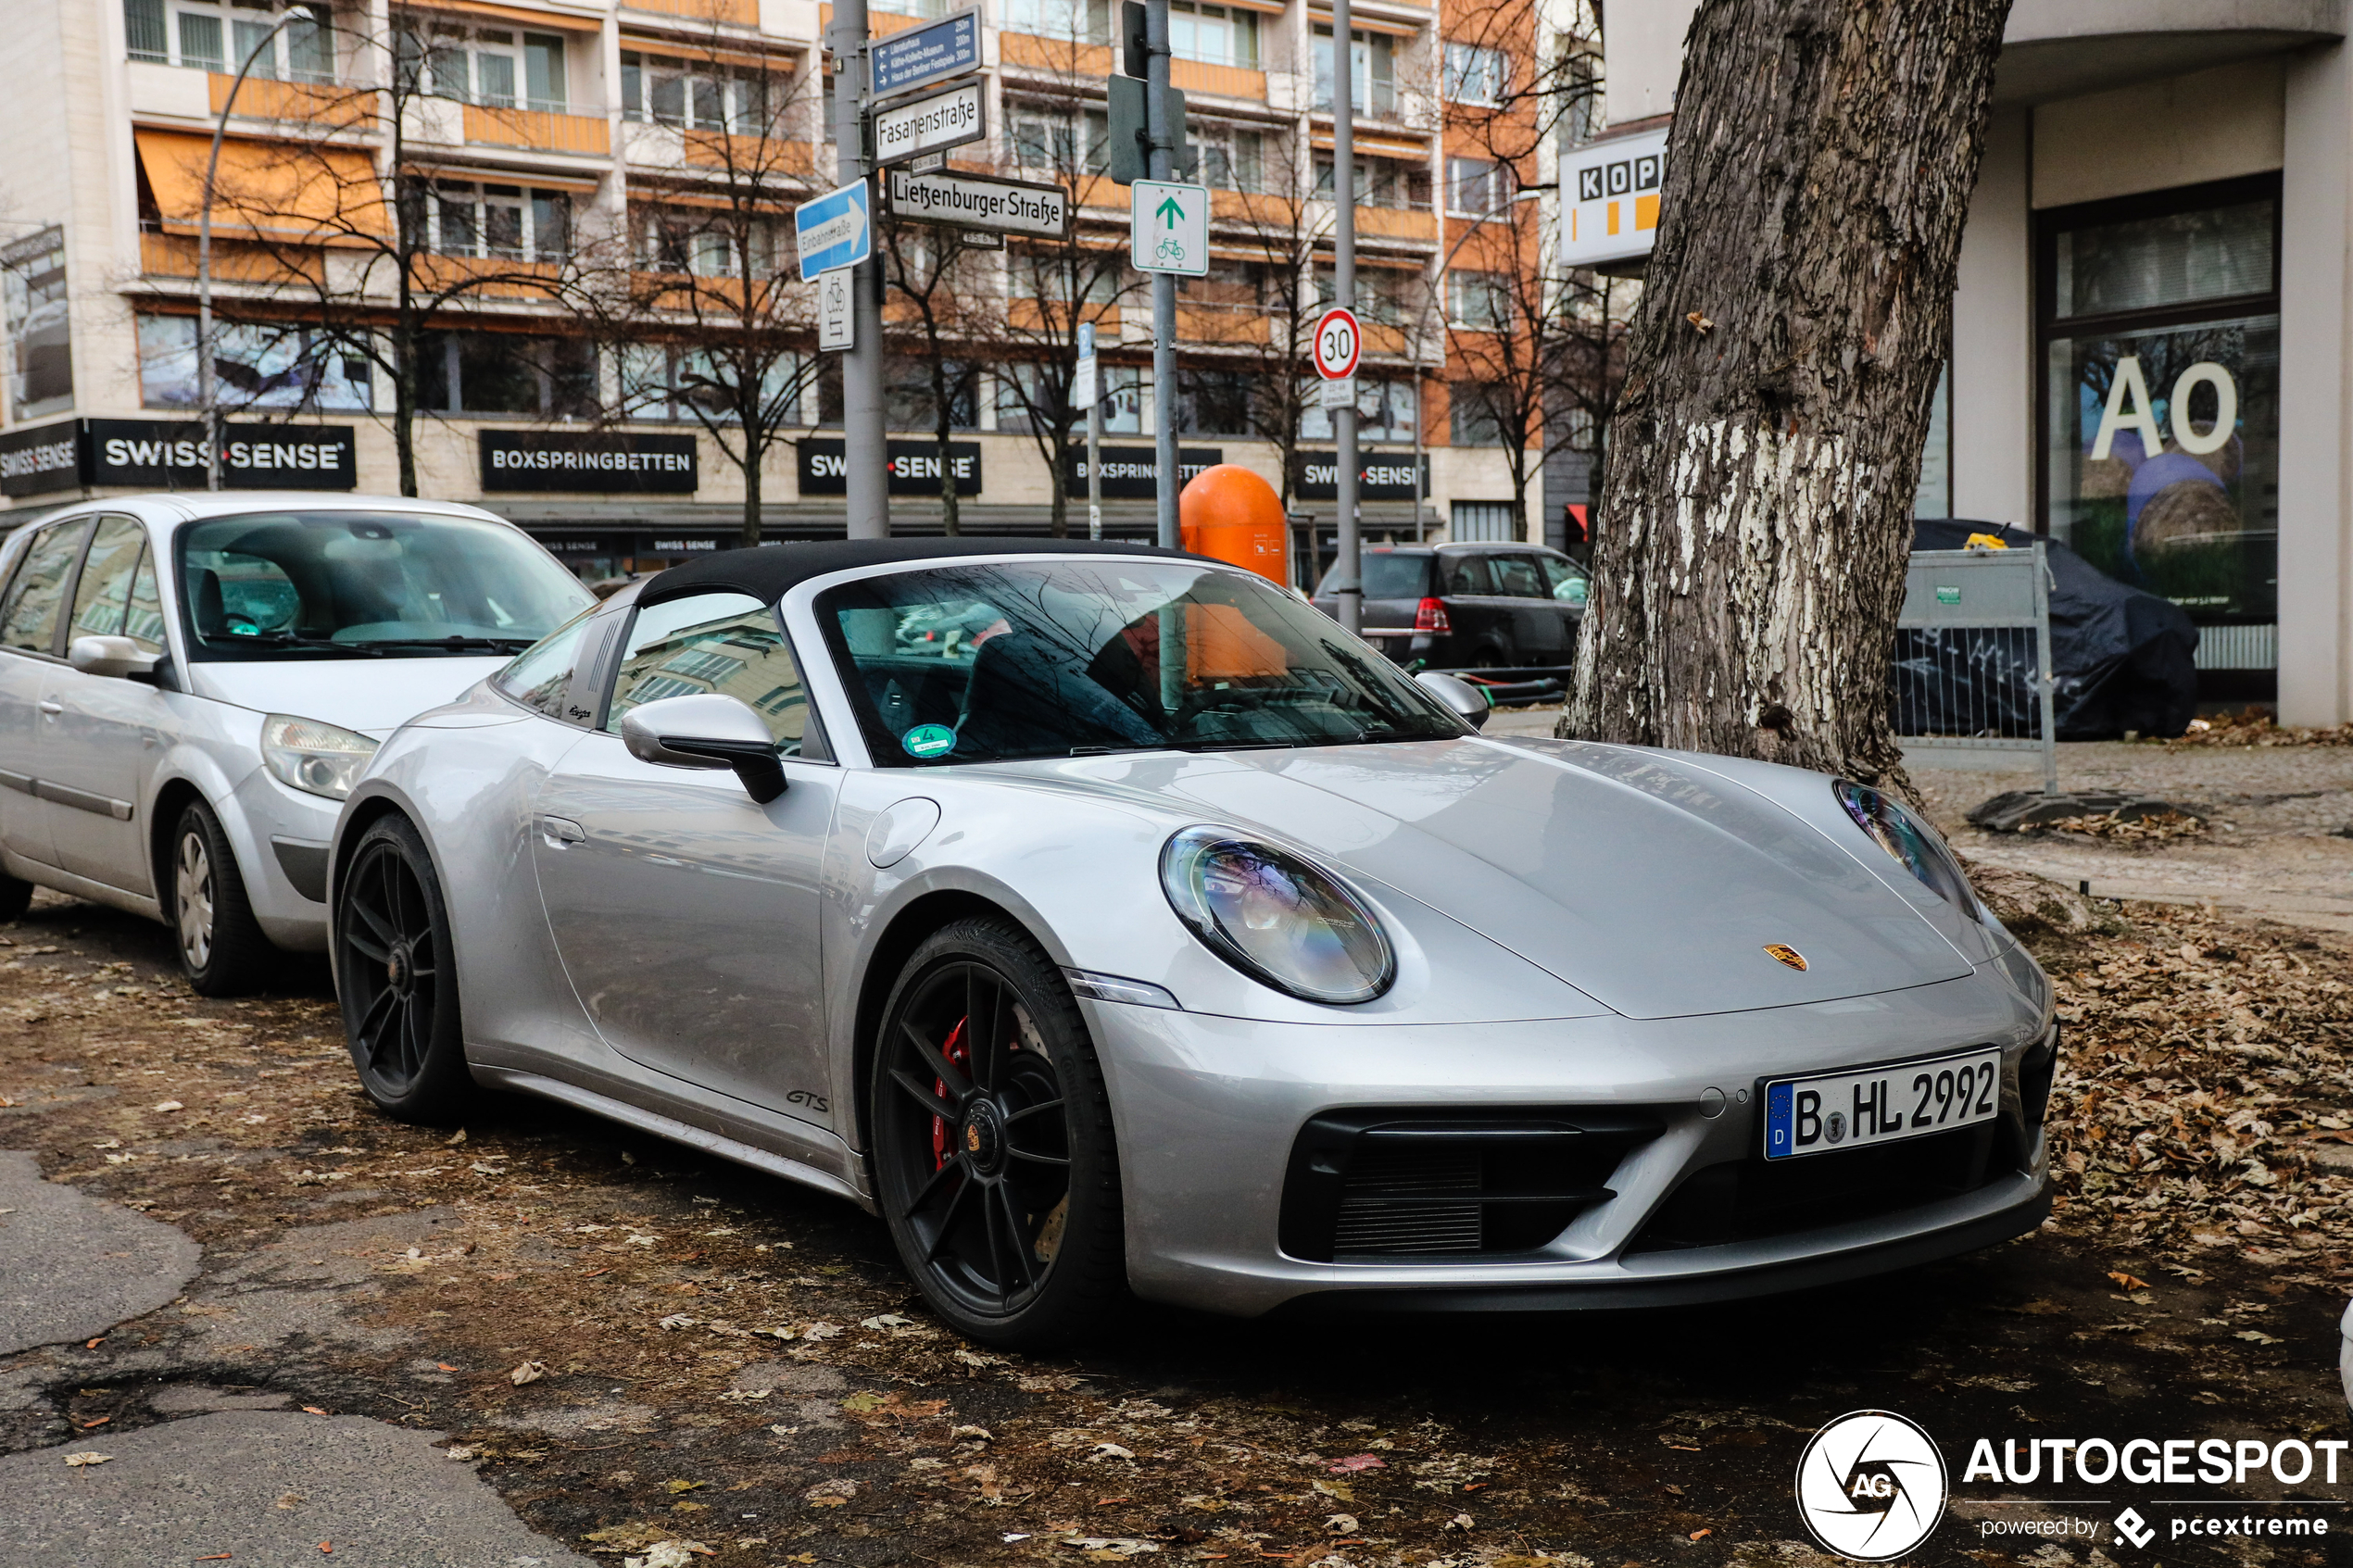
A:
1043;737;1975;1021
182;658;509;738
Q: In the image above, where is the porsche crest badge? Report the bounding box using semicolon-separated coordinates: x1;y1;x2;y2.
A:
1763;944;1808;972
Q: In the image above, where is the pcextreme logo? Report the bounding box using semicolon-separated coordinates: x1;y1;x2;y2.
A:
1794;1411;1948;1562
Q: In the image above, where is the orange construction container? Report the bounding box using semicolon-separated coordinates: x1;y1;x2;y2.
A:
1178;464;1289;587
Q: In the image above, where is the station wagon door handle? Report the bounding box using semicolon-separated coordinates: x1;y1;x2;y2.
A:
36;701;61;716
538;815;586;847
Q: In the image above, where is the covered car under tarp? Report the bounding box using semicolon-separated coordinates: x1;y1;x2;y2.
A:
1894;519;2200;741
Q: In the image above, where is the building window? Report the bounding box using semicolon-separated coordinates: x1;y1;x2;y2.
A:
1450;383;1503;446
1170;2;1258;69
634;207;781;278
1313;28;1395;119
620;50;778;133
1555;35;1601;149
126;0;333;80
1452;501;1515;541
1176;369;1252;436
432;182;572;263
2038;173;2279;659
1442;42;1508;106
402;25;566;111
1300;376;1417;443
1447;157;1510;218
3;226;74;421
1197;125;1263;193
883;359;981;433
420;332;596;417
137;314;371;412
1001;0;1111;41
622;346;806;424
1316;156;1427;212
1446;270;1509;330
1314;266;1412;328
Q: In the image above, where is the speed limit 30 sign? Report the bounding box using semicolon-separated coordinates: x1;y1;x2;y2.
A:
1313;307;1361;380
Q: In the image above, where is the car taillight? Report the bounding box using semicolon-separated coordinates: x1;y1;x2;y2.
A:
1414;597;1451;633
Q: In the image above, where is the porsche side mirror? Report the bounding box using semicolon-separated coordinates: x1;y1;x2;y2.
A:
1415;671;1491;732
69;634;159;682
621;693;787;803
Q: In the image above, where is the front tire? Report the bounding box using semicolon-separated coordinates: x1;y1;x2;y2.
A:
870;918;1126;1348
335;815;472;1123
170;800;274;997
0;866;32;924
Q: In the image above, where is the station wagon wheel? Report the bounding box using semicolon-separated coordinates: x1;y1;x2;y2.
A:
335;815;472;1123
871;918;1127;1347
169;799;272;997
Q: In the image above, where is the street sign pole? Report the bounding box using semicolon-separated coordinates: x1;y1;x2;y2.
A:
1146;0;1177;551
830;0;887;540
1079;321;1103;540
1331;0;1359;632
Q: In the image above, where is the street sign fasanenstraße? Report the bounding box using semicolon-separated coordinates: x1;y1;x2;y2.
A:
873;80;987;168
885;168;1069;236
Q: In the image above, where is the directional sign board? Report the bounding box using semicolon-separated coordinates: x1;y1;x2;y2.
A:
885;168;1069;236
1130;180;1207;276
1313;307;1361;380
795;180;871;282
873;80;986;168
818;267;852;352
871;6;981;100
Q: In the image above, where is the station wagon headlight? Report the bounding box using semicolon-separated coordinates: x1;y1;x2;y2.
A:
262;714;380;801
1833;780;1975;910
1160;826;1395;1004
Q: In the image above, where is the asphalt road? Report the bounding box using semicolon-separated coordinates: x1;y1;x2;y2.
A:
4;887;2352;1567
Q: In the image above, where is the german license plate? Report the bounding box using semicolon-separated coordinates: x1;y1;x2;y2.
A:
1761;1047;2001;1160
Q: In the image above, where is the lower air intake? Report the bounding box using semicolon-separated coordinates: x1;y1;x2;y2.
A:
1329;1147;1484;1255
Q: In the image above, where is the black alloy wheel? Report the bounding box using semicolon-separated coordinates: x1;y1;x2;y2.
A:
871;918;1126;1347
335;815;472;1123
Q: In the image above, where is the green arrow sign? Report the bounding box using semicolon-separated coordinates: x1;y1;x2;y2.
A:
1157;194;1183;227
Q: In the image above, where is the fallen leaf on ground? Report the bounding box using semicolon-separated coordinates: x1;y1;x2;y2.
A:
63;1451;110;1467
1330;1454;1387;1473
803;1479;858;1507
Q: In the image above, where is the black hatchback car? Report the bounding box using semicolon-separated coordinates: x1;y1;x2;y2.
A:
1312;543;1590;668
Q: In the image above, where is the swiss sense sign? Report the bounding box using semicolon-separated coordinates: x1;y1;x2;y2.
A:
91;419;357;489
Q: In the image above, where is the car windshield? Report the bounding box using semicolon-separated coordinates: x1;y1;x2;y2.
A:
176;510;592;660
817;559;1471;764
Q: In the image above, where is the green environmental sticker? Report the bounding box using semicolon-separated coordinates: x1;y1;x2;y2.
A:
902;722;957;759
1935;585;1961;605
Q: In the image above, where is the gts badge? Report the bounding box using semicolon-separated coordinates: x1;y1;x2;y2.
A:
785;1089;831;1114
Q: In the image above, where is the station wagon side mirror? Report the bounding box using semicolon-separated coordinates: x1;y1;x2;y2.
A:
620;693;788;803
68;634;160;682
1414;671;1491;732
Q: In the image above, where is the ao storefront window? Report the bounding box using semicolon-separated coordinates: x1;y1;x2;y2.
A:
2039;174;2280;666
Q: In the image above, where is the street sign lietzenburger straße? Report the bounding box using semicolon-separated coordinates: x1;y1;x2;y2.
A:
873;80;987;168
795;181;872;282
870;7;982;100
885;168;1070;236
1130;180;1207;276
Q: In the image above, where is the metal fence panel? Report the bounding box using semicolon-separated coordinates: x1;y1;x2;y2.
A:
1891;546;2057;795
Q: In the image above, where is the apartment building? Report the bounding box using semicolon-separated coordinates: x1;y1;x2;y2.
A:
0;0;1576;585
1595;0;2351;722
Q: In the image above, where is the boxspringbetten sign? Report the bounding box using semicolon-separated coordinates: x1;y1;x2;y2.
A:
479;431;698;494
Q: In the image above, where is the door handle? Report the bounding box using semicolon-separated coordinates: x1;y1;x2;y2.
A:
36;701;61;716
538;815;586;847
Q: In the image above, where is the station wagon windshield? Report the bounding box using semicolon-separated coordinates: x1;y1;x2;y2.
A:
817;560;1471;764
177;510;591;660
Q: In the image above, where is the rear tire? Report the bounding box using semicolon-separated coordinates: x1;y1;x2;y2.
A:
869;917;1127;1348
334;815;473;1124
0;868;32;923
170;800;275;997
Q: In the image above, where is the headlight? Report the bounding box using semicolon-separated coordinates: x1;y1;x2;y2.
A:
261;714;379;801
1159;826;1395;1004
1833;780;1974;909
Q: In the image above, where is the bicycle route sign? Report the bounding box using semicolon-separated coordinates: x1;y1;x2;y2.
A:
1129;180;1208;277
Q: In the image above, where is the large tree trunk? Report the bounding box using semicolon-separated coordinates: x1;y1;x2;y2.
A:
741;435;763;551
1562;0;2011;790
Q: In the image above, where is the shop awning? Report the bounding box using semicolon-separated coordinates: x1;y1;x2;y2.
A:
136;129;389;244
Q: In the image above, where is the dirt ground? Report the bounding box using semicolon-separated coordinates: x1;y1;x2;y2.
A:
5;797;2353;1562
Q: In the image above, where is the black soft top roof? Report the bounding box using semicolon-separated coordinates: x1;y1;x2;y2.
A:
638;538;1209;608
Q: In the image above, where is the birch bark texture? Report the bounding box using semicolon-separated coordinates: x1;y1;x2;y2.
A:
1562;0;2013;787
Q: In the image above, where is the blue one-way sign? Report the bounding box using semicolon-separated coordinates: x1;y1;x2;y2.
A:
795;181;872;282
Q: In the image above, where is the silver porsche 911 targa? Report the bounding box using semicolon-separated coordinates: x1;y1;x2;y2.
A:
327;539;2057;1345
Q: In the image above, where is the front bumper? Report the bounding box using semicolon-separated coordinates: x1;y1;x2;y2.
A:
1082;966;2053;1318
226;768;343;950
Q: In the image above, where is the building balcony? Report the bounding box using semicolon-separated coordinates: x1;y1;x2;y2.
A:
1000;30;1115;77
139;231;322;284
819;5;937;39
625;0;762;24
1353;205;1439;243
683;130;823;180
461;104;613;157
1170;58;1267;101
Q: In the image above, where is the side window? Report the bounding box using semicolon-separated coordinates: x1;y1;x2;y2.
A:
124;548;166;654
492;602;601;721
1539;553;1590;607
1441;554;1493;596
1488;554;1546;598
68;517;148;644
606;590;814;753
0;518;94;655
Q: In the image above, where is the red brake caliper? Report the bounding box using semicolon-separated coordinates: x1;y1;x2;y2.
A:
930;1019;970;1171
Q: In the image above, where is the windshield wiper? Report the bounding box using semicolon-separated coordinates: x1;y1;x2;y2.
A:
208;631;384;655
345;635;536;653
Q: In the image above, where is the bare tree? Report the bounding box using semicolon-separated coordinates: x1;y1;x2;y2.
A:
560;19;828;547
878;223;991;534
1563;0;2011;791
